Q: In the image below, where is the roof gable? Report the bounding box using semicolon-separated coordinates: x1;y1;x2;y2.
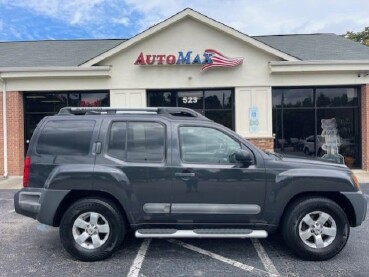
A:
81;8;299;66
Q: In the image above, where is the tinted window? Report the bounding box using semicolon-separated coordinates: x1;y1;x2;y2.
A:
108;122;127;160
179;126;240;164
178;91;203;109
148;91;176;107
283;88;314;108
36;120;95;155
316;88;358;107
127;122;165;162
204;90;232;109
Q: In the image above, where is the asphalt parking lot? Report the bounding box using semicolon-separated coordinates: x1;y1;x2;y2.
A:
1;187;369;277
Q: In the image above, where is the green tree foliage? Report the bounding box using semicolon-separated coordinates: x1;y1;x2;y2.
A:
344;27;369;46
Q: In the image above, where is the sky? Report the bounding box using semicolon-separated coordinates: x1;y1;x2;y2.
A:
0;0;368;41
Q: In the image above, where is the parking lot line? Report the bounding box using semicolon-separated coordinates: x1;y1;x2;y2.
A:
168;239;278;276
127;239;152;277
8;209;15;213
251;239;280;277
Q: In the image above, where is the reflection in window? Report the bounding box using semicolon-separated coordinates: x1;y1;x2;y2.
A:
179;126;240;164
272;87;360;168
316;88;358;107
283;88;314;108
205;90;232;109
178;91;203;109
127;122;165;162
36;120;95;155
147;89;234;130
148;91;176;107
108;122;127;160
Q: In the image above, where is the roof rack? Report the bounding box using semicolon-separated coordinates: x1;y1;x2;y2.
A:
57;107;210;121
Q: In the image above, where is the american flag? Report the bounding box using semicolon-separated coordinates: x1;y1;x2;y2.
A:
201;49;244;71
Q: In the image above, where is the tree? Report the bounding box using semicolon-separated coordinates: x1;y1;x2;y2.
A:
344;27;369;46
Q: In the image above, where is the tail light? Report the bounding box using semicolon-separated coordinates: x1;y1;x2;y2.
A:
23;156;31;187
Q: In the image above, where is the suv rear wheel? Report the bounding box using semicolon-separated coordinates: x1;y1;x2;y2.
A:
60;198;125;261
282;197;349;261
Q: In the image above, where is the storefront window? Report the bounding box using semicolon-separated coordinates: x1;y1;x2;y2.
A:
24;91;109;153
147;89;234;130
272;87;360;168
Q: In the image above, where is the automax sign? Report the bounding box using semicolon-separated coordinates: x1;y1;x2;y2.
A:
134;49;244;71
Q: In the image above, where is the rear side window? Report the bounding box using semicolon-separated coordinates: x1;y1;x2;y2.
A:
36;120;95;155
108;122;127;160
127;122;165;162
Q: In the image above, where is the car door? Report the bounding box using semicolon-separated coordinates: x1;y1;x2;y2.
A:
93;118;173;224
170;123;266;224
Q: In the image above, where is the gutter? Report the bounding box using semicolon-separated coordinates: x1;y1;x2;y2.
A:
269;60;369;73
0;75;8;177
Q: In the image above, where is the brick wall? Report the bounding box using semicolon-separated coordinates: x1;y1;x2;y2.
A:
247;137;274;152
0;91;24;176
362;84;369;170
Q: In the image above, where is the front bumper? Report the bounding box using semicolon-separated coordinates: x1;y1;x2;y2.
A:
341;191;368;227
14;188;70;226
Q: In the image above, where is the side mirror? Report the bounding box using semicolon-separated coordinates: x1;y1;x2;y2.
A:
233;149;253;165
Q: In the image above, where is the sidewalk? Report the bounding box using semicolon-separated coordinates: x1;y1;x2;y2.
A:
0;176;23;189
1;170;369;190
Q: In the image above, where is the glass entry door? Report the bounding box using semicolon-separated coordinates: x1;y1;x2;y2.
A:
147;88;234;130
24;91;109;154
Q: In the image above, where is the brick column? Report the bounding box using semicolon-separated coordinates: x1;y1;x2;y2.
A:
0;91;24;176
7;91;24;175
247;137;274;152
362;85;369;170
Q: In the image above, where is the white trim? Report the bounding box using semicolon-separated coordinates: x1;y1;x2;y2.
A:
0;76;8;177
0;66;111;78
270;60;369;73
81;8;299;67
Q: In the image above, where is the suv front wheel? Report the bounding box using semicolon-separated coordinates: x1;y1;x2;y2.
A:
282;197;350;261
60;198;125;261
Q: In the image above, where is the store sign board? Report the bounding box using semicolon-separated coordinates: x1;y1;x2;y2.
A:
134;49;243;71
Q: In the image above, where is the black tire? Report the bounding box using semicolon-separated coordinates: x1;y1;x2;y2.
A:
60;198;125;261
282;197;350;261
303;148;310;155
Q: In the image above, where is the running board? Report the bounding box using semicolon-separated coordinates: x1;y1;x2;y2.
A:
135;229;268;238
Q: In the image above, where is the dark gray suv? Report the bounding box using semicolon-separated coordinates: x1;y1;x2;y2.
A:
14;107;367;261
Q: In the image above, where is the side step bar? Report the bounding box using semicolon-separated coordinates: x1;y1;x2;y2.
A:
135;229;268;238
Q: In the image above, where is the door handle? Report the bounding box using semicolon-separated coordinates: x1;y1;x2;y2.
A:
175;172;195;177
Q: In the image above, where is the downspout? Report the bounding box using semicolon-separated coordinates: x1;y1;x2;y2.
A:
0;75;8;177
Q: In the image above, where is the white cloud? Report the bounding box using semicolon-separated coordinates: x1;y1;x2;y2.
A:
0;0;128;27
0;0;368;38
123;0;369;35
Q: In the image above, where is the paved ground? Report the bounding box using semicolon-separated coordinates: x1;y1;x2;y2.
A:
1;186;369;277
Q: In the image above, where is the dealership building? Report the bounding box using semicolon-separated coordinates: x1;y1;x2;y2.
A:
1;8;369;176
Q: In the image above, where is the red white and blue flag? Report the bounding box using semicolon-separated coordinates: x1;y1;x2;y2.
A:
201;49;244;71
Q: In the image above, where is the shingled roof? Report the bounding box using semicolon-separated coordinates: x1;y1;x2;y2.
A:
0;33;369;68
254;33;369;61
0;39;126;67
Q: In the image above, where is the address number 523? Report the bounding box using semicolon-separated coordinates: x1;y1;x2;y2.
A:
182;97;198;104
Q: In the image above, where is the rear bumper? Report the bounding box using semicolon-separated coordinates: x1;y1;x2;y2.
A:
341;191;368;227
14;188;70;226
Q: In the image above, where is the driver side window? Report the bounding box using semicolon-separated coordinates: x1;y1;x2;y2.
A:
179;126;241;164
